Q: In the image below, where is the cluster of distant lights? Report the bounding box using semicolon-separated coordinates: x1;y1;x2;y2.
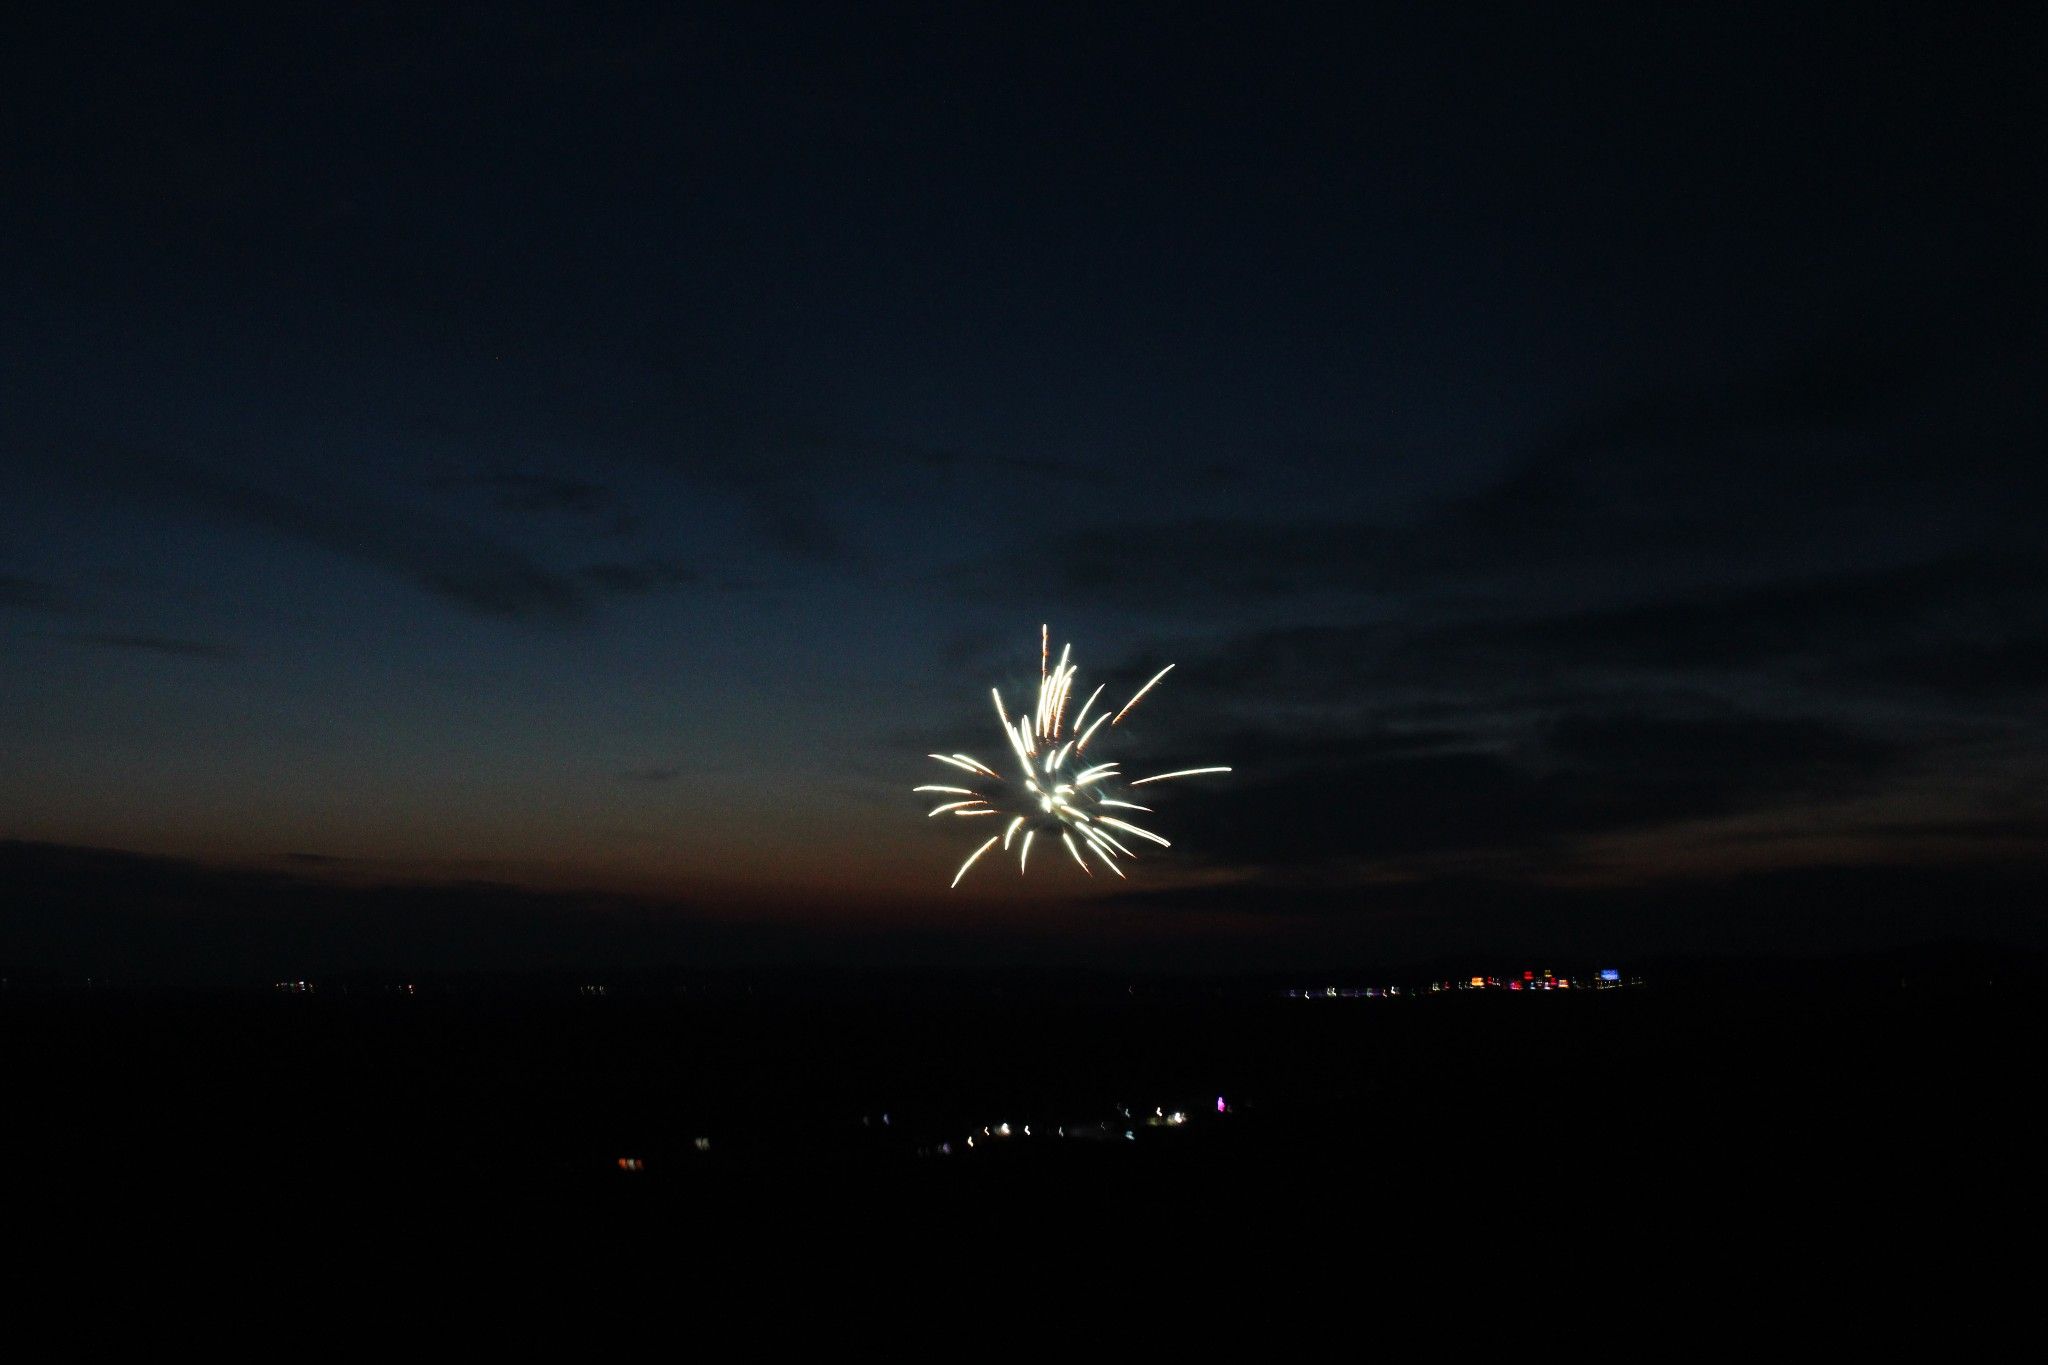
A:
922;625;1229;887
1286;969;1636;999
917;1098;1230;1158
616;1137;712;1171
612;1099;1233;1173
268;980;416;996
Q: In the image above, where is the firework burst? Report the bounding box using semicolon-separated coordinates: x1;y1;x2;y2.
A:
920;625;1231;888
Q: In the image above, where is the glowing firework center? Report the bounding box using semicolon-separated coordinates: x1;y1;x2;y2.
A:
920;626;1231;888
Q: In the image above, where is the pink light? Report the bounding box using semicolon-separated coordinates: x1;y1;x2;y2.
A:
1216;1096;1226;1113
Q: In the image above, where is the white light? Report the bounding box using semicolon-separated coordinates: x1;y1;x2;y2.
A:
949;835;1000;888
925;629;1229;887
1112;664;1174;725
1128;766;1231;787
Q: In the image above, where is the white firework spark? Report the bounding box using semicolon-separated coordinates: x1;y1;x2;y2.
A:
923;626;1231;888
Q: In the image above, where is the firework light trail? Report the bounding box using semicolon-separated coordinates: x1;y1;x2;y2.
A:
921;626;1231;888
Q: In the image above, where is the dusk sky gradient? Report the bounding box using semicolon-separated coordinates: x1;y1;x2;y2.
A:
5;6;2046;977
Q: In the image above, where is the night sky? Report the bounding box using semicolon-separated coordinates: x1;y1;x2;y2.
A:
5;6;2046;978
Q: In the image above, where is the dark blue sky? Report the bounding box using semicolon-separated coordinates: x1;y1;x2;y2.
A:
4;6;2045;975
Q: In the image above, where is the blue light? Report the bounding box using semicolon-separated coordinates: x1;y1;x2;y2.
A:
1600;968;1621;982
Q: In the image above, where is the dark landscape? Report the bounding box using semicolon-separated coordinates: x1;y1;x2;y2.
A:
9;949;2039;1226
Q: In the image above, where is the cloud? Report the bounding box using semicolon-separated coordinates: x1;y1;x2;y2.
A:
913;447;1092;480
108;447;594;625
1155;550;2048;713
1472;553;2048;679
1524;556;2048;703
1151;706;1907;876
580;558;702;596
1435;309;2047;581
1075;538;2046;884
620;766;680;782
467;347;874;568
0;574;66;614
947;518;1397;609
438;472;613;515
1721;817;2048;848
1864;630;2048;700
1094;862;2048;960
731;482;855;566
0;839;730;984
49;632;236;660
948;309;2047;616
